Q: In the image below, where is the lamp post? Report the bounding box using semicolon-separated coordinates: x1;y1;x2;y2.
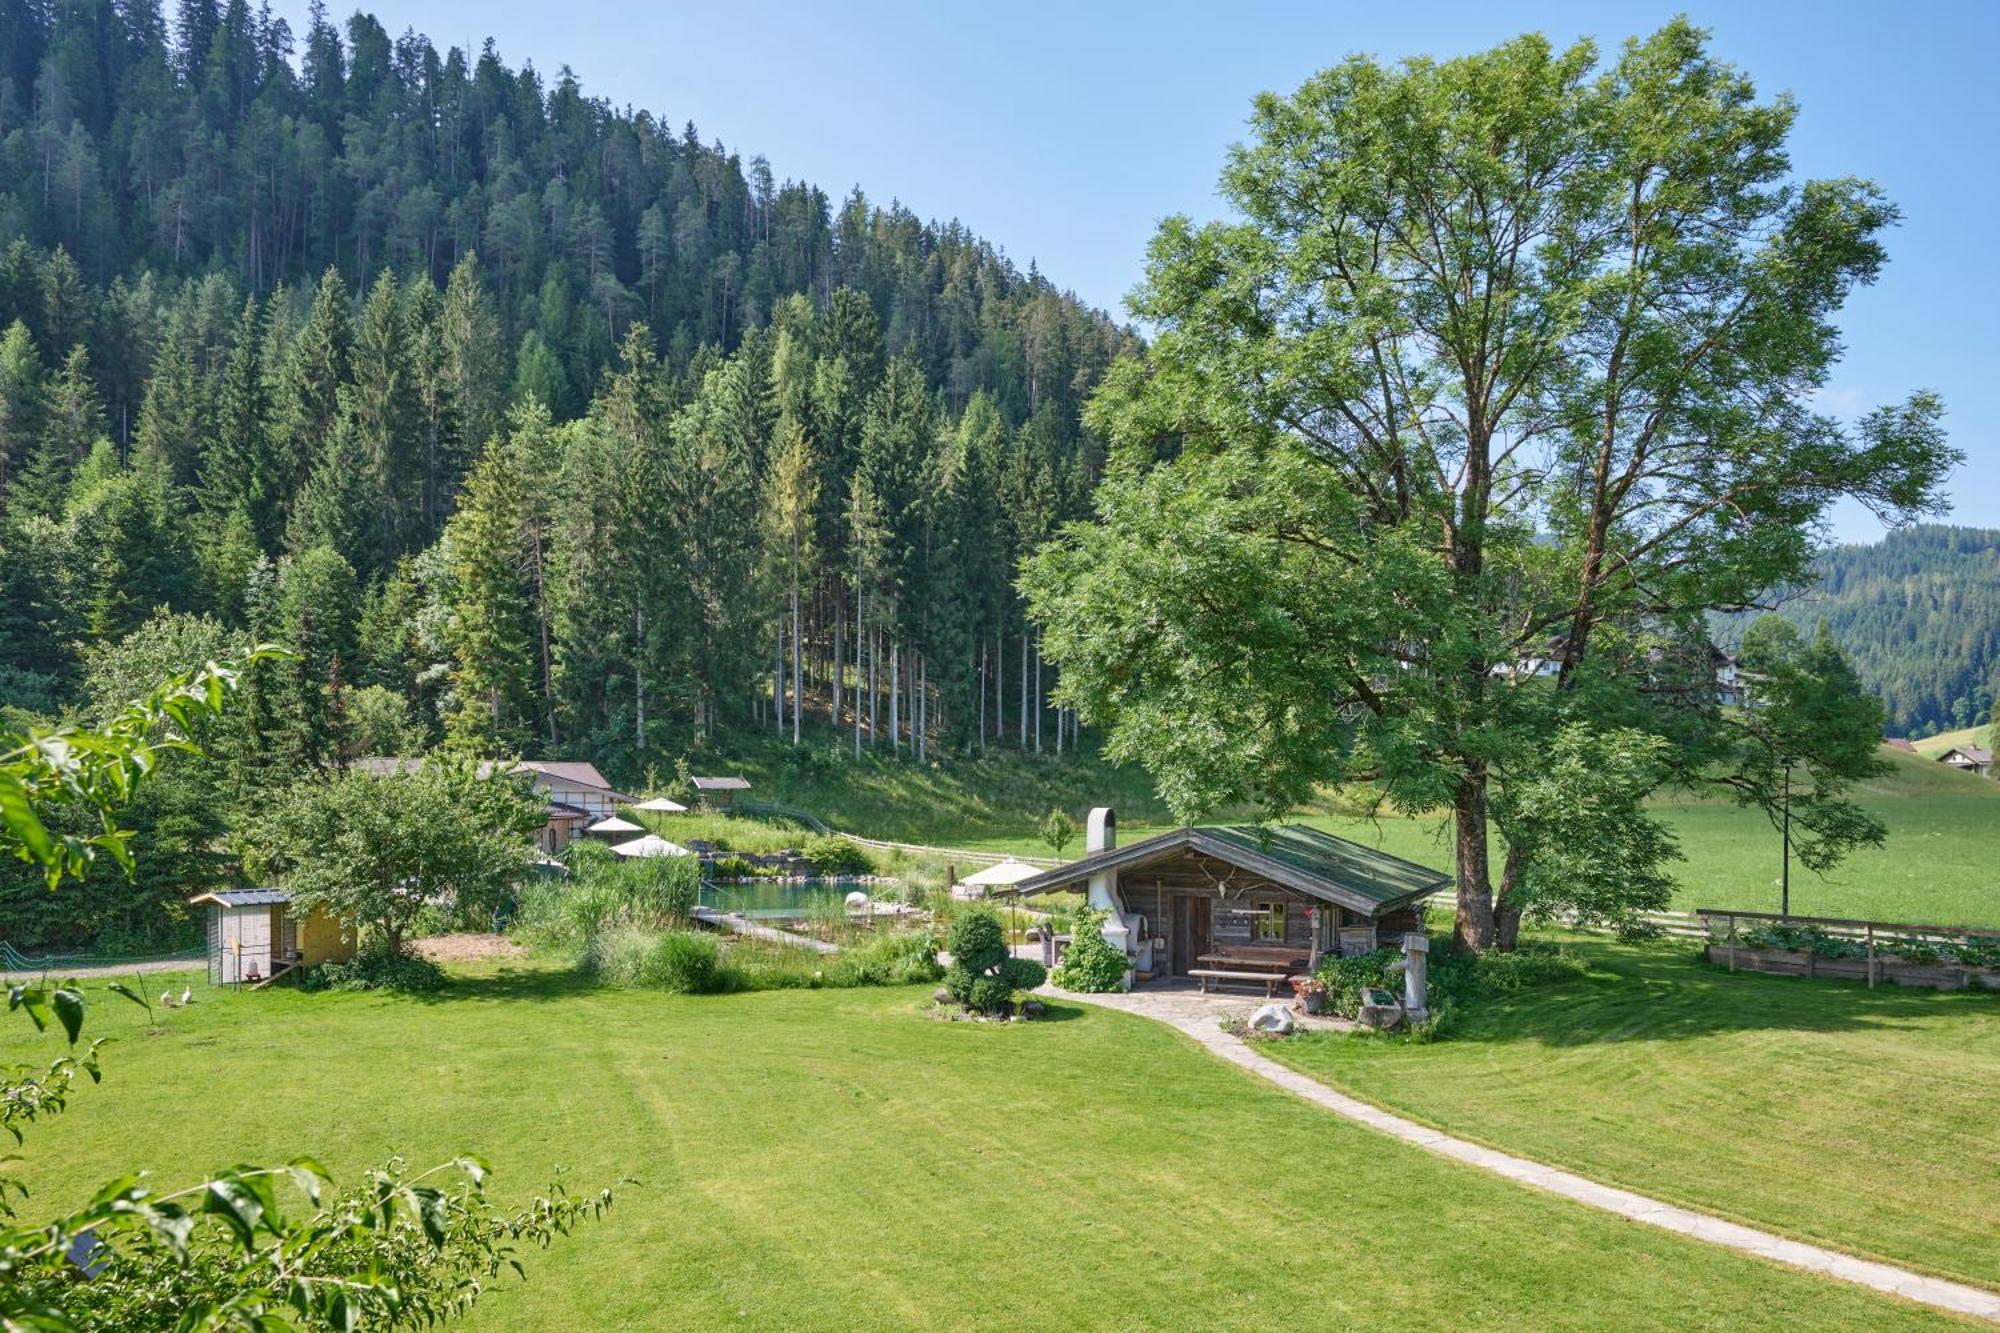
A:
1780;758;1793;918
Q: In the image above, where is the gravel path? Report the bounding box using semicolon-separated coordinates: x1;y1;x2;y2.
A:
1055;984;2000;1326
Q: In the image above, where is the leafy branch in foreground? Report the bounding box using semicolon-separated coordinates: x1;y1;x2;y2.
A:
0;659;616;1329
0;652;283;888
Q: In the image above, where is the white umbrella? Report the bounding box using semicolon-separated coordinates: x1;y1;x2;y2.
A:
612;834;693;858
588;815;644;835
953;858;1043;898
629;796;688;813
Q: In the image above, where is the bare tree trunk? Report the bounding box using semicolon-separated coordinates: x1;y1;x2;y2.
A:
635;606;646;754
868;624;878;747
889;639;900;755
790;580;802;746
854;583;864;760
1019;633;1028;749
833;583;845;731
994;631;1003;745
1034;639;1043;754
773;620;783;737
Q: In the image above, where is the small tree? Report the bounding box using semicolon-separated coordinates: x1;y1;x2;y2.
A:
943;906;1046;1015
1038;808;1076;859
249;757;545;956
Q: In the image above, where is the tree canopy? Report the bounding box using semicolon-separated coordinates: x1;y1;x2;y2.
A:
1024;20;1957;950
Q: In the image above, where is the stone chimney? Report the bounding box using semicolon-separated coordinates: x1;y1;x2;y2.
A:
1086;807;1116;854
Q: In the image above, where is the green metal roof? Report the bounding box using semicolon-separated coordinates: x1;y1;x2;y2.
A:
1195;825;1449;908
1003;823;1450;917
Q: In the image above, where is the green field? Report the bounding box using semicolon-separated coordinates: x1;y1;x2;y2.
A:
1913;725;1992;758
720;739;2000;928
1266;935;2000;1292
4;965;1972;1331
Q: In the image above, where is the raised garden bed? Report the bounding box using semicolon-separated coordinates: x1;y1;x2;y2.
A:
1703;942;1999;992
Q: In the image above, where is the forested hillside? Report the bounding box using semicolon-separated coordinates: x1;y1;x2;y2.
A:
1716;525;2000;738
0;1;1138;946
0;0;1136;754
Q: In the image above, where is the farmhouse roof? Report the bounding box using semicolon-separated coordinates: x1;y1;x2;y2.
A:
1941;745;1993;765
689;775;752;791
350;756;632;799
998;824;1449;917
188;887;290;907
1884;738;1916;752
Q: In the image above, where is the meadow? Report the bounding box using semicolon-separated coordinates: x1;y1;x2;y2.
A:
4;963;1976;1331
697;736;2000;928
1268;934;2000;1292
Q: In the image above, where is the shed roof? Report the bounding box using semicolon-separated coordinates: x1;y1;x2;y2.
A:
350;756;633;800
689;775;751;791
1941;746;1993;765
188;888;291;908
999;824;1449;918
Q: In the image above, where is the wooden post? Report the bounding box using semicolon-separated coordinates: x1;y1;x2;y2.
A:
1726;913;1736;973
1866;925;1876;988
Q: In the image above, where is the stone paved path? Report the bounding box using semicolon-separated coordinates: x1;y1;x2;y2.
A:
1053;985;2000;1326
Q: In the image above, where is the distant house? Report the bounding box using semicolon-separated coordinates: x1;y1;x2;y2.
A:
1936;745;1994;778
351;757;635;854
1712;650;1754;709
1885;738;1917;753
689;775;752;811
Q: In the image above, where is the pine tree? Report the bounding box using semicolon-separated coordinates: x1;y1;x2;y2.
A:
345;270;420;568
0;320;45;500
288;414;372;574
268;268;351;504
197;297;276;546
440;252;504;455
405;277;464;548
12;343;105;520
442;422;540;755
761;412;819;744
131;315;207;490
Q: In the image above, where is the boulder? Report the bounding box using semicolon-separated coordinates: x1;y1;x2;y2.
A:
1021;1000;1046;1018
932;986;954;1006
845;890;871;910
1248;1004;1295;1035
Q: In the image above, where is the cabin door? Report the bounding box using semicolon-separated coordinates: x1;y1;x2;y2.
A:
1170;895;1210;976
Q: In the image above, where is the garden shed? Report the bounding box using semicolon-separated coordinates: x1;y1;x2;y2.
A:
689;775;751;810
189;888;356;987
996;810;1446;990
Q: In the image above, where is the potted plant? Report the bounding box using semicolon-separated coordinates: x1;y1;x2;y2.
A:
1291;975;1329;1015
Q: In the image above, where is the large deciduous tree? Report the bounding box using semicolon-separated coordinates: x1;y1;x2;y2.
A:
1023;22;1957;950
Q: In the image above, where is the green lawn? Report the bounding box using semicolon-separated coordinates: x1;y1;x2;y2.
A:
5;964;1971;1330
1265;935;2000;1293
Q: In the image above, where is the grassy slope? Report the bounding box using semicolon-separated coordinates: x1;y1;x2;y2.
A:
6;967;1966;1332
712;736;1997;927
1264;935;2000;1292
1913;724;1994;757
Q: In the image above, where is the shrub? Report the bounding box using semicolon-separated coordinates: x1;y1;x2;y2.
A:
306;940;447;993
1049;909;1127;992
839;928;944;986
583;926;724;993
801;834;873;877
1314;937;1587;1028
942;906;1041;1014
648;930;722;993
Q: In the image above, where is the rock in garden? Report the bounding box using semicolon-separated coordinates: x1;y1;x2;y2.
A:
1248;1004;1295;1035
1022;1000;1045;1017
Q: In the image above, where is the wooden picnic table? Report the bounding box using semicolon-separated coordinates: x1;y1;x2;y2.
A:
1190;948;1311;996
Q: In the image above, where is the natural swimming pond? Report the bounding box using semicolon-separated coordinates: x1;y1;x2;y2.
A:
700;878;885;921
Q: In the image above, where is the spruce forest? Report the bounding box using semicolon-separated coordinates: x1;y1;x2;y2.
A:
0;1;1137;746
0;1;1135;945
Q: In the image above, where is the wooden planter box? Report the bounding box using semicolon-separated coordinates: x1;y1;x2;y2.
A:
1708;943;2000;991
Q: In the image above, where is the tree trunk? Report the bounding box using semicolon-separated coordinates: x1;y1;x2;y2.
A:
1451;768;1495;953
853;583;864;759
1493;844;1527;951
889;639;900;755
634;606;645;754
1033;640;1043;754
790;580;802;746
1019;633;1028;749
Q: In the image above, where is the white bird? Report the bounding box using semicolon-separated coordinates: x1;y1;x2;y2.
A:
159;991;174;1008
179;988;193;1006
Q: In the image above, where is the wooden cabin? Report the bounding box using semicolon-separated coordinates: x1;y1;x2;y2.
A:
999;810;1448;989
1937;745;1993;778
190;888;356;987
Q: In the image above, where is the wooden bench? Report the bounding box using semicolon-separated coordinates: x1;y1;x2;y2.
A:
1187;968;1295;997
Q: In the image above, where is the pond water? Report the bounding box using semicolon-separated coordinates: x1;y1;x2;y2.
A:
700;879;878;921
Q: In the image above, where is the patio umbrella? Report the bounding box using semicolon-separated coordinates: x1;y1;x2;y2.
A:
629;796;688;813
954;858;1042;898
611;834;694;858
588;815;644;835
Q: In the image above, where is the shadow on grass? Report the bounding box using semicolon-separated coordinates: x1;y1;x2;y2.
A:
1457;937;1996;1048
410;964;601;1005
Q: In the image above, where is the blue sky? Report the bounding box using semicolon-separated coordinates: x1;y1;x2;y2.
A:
289;1;1995;543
